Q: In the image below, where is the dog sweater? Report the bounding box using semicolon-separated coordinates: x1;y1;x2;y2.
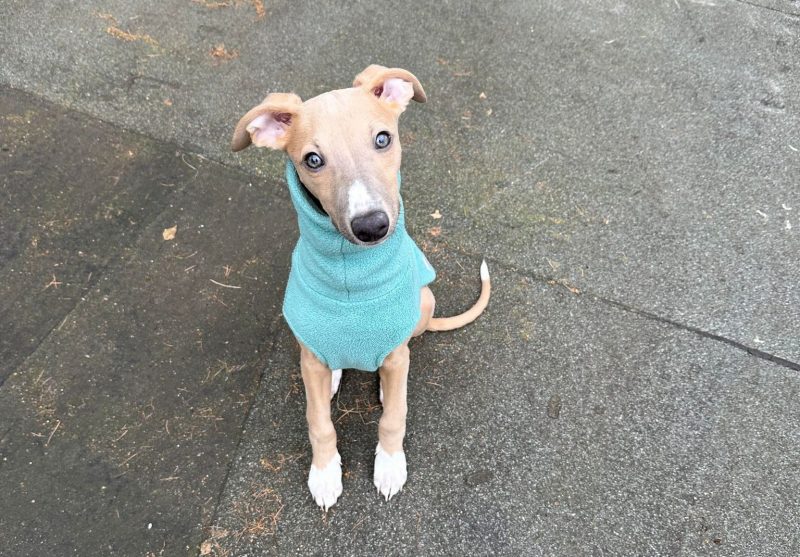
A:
282;161;436;371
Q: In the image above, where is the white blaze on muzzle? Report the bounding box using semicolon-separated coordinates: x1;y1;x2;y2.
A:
346;179;384;221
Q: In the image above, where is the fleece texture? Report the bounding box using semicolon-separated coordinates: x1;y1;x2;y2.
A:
282;161;436;371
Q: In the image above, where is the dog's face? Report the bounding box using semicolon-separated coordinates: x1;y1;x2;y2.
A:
232;65;426;246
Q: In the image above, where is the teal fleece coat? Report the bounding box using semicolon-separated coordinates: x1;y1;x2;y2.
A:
282;161;436;372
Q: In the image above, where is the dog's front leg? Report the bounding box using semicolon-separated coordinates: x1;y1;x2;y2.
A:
300;344;342;510
374;343;410;500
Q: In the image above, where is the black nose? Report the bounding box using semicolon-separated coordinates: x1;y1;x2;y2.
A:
351;211;390;243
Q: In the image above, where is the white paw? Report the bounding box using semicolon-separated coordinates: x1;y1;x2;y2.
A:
373;443;407;501
307;452;342;511
330;369;342;400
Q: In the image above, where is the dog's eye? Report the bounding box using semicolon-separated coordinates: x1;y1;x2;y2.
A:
304;152;324;170
374;132;391;150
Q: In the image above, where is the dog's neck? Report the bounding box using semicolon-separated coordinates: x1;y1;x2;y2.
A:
298;180;326;215
284;159;413;303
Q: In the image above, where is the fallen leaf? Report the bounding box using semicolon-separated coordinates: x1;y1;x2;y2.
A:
212;528;229;539
210;43;239;62
547;279;580;295
105;26;158;46
428;226;442;237
252;0;266;18
163;98;172;107
479;92;487;100
94;12;119;25
430;209;442;219
200;540;212;555
191;0;233;8
162;226;177;240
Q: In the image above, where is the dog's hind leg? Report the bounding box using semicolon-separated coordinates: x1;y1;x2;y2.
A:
411;287;436;338
300;344;342;510
379;287;434;404
374;343;410;500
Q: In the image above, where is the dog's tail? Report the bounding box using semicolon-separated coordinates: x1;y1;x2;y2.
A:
426;260;491;332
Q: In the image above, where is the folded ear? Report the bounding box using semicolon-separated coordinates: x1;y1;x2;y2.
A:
231;92;303;152
353;65;427;111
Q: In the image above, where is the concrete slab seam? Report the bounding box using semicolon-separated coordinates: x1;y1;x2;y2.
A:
730;0;800;19
456;247;800;373
201;310;291;538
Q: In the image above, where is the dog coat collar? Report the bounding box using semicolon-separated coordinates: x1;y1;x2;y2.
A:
281;160;436;371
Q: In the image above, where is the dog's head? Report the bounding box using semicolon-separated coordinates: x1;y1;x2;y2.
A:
232;65;426;246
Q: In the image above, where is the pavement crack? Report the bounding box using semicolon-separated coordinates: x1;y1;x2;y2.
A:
449;247;800;373
1;305;84;390
0;141;205;386
6;85;796;378
597;297;800;372
729;0;800;19
201;312;287;546
0;84;265;192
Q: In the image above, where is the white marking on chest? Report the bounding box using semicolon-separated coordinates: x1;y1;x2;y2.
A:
347;179;379;219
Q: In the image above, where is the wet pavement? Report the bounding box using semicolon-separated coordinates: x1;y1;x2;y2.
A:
1;1;798;555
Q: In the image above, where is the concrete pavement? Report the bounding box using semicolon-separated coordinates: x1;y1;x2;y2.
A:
1;0;798;555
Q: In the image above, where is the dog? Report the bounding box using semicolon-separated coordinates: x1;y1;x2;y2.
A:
232;65;490;510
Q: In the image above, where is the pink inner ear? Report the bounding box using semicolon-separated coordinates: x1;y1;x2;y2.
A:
379;78;414;108
246;112;290;148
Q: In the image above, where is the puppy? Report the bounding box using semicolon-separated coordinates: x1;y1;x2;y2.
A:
232;65;490;509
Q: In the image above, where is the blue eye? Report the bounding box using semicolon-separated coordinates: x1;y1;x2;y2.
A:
375;132;391;149
304;152;324;169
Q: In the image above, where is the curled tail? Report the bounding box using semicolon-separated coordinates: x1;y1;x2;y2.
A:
426;260;491;332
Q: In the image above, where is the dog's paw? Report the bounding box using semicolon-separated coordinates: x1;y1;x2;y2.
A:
373;443;407;501
308;452;343;511
330;369;342;400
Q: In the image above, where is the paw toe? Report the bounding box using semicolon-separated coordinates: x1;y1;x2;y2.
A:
373;444;407;501
308;452;343;510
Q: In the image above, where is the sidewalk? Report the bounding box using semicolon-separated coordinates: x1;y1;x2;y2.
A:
1;0;798;555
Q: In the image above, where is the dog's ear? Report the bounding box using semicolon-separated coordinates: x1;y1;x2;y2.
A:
231;92;303;152
353;65;427;111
